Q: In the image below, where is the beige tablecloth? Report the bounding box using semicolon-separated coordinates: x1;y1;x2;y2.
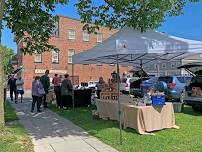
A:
96;96;132;121
123;103;176;134
96;98;177;135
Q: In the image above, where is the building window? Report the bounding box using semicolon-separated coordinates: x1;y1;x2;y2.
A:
34;54;42;63
171;62;176;69
52;20;59;37
162;63;166;69
52;49;59;63
68;29;76;40
97;33;103;43
83;31;90;42
68;49;75;64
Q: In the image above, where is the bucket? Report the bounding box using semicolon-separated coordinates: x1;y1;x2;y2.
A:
172;102;183;113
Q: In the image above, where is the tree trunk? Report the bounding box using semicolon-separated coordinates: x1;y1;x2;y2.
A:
0;0;5;127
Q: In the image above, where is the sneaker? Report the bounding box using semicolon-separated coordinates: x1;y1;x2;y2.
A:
31;110;34;113
63;107;68;110
37;110;42;113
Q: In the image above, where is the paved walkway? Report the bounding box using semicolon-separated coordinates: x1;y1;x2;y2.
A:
11;98;118;152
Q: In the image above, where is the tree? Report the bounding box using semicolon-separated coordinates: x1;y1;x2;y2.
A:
76;0;201;33
2;46;15;79
0;0;69;127
0;0;200;127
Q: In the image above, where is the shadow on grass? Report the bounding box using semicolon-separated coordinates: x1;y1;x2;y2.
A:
182;106;202;116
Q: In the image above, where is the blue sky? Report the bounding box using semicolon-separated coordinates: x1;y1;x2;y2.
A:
2;0;202;51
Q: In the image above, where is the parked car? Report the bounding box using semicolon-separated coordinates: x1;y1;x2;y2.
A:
158;76;192;101
130;75;191;101
178;62;202;111
87;80;98;90
120;77;139;94
130;76;157;97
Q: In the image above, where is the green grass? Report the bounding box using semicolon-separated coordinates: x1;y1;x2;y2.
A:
50;104;202;152
0;102;34;152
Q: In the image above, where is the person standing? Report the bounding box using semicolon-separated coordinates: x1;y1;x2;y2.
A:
31;76;43;113
16;76;24;103
7;74;17;103
40;70;50;108
96;77;106;99
61;74;73;109
52;74;62;108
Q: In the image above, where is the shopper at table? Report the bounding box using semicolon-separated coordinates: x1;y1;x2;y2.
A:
61;74;73;109
52;74;62;108
96;77;105;99
40;70;50;108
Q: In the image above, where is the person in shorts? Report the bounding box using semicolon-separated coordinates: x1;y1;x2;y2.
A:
16;76;24;103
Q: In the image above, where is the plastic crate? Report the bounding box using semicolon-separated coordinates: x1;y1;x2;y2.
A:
151;95;165;106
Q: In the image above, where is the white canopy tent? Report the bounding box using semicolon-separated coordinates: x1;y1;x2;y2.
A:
73;27;202;65
72;27;202;144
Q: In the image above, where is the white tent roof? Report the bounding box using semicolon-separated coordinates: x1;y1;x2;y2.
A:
72;27;202;65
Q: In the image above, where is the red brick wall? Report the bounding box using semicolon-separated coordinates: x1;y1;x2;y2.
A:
19;16;130;89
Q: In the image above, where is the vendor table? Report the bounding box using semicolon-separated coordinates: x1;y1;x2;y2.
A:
96;98;178;135
73;89;92;107
96;97;132;121
123;103;177;135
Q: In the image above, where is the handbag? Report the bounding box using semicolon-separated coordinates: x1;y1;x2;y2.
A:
38;87;45;95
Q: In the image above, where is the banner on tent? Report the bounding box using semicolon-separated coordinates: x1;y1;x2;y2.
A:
116;40;128;52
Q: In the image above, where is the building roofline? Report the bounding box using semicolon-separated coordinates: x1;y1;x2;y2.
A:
57;15;118;31
57;15;81;22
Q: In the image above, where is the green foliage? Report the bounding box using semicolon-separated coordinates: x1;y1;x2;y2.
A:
3;0;69;54
76;0;201;33
0;102;34;152
2;46;14;77
4;101;18;122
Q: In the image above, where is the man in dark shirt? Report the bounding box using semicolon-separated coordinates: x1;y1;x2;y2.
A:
40;70;50;108
8;75;17;103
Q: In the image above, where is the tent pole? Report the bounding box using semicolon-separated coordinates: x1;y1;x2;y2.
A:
72;64;75;110
157;60;160;77
140;59;143;85
116;55;122;145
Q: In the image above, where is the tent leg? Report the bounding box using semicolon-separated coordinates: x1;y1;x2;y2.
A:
116;55;122;145
72;64;75;110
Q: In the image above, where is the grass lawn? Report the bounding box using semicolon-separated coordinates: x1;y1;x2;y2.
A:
0;102;34;152
50;104;202;152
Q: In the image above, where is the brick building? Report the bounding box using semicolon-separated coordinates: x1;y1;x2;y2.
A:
17;16;130;89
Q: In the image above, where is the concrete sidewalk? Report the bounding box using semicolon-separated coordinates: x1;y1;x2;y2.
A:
11;98;118;152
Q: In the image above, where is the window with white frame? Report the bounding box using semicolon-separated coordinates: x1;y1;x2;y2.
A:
68;29;76;40
68;49;75;64
52;20;59;37
162;63;166;69
52;49;59;63
83;31;90;41
34;54;42;63
96;33;103;43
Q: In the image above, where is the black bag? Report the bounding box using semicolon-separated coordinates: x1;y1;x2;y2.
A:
54;86;61;92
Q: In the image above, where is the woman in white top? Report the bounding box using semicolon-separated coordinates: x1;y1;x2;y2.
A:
16;76;24;103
